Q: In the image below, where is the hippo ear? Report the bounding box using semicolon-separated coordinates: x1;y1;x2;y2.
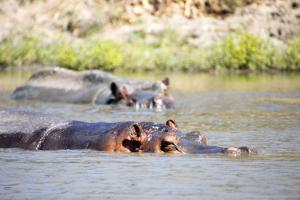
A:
110;82;128;99
162;78;169;86
110;82;120;98
166;119;177;129
132;123;142;138
200;134;208;145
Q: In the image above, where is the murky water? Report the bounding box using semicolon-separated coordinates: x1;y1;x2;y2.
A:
0;70;300;199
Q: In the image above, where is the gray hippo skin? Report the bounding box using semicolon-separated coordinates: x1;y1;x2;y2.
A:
11;68;173;110
0;110;255;155
0;110;145;152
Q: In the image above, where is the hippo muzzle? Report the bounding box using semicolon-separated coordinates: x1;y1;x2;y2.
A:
178;140;256;155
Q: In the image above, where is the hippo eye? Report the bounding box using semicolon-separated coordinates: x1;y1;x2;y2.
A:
160;140;183;153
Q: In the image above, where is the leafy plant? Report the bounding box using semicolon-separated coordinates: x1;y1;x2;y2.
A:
0;36;40;66
285;38;300;70
54;42;81;70
82;41;124;71
209;31;274;71
0;31;299;72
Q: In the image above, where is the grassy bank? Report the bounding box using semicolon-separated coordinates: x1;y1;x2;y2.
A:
0;31;299;72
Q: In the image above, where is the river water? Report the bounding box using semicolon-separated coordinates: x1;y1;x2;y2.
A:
0;70;300;199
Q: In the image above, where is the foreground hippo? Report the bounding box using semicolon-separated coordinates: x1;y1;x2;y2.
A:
0;110;255;155
11;67;173;110
0;110;144;152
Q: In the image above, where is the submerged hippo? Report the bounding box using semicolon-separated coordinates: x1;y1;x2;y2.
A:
11;67;173;110
0;110;255;155
0;110;144;152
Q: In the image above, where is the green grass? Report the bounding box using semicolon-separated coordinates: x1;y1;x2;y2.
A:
0;31;299;72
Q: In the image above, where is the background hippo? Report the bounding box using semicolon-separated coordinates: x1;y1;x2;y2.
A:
11;67;173;109
0;110;255;155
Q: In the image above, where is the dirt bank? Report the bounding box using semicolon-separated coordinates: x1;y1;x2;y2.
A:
0;0;299;48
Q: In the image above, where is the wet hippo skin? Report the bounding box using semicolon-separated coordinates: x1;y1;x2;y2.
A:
0;110;255;155
0;110;144;152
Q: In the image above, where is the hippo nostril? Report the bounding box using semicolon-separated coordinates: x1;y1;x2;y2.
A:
122;139;142;152
239;146;250;153
239;146;257;154
153;97;163;109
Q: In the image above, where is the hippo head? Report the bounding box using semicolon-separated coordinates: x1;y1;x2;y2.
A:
106;78;174;110
139;120;182;153
138;120;255;155
139;120;207;154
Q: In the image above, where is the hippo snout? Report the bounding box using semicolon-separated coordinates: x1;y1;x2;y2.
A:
222;146;257;155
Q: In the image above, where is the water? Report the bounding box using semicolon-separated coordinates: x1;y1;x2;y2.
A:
0;70;300;199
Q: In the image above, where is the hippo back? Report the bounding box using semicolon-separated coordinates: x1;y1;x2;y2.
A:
0;110;66;135
11;68;115;104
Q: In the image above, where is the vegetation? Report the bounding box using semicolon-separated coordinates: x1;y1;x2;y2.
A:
0;31;299;72
284;38;300;70
208;32;275;71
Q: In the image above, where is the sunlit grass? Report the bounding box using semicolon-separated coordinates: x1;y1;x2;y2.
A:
0;31;299;72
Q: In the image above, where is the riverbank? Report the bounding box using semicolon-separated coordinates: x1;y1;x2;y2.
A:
0;0;299;72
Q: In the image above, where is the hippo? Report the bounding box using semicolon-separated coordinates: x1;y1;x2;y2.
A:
0;110;255;155
11;67;174;110
0;110;144;152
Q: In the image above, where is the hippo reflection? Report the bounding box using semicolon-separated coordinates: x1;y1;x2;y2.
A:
0;110;255;155
11;68;173;110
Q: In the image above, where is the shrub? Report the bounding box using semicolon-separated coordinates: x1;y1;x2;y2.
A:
0;36;40;66
54;42;81;70
82;41;123;71
285;38;300;70
0;31;299;72
122;44;156;71
209;32;274;71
